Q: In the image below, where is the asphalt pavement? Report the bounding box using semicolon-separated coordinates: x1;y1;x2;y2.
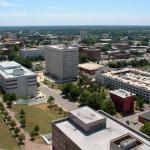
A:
39;82;79;111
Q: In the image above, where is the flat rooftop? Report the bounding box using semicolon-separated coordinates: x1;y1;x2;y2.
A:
0;61;35;79
110;89;135;98
46;45;77;51
55;108;150;150
103;68;150;90
70;106;105;124
79;63;103;71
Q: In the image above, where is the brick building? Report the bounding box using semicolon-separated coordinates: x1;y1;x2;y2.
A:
110;89;135;114
79;46;101;61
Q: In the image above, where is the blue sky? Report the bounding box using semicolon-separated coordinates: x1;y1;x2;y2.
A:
0;0;150;26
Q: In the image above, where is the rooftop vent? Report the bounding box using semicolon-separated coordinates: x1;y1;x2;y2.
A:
13;68;25;76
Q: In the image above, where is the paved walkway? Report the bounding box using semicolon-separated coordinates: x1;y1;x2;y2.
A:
0;97;50;150
39;82;79;111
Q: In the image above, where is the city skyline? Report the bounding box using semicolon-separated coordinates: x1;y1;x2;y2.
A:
0;0;150;26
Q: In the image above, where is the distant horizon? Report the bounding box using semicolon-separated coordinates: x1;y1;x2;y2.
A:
0;25;150;27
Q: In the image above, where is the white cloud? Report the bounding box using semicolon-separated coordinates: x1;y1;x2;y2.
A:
0;0;18;7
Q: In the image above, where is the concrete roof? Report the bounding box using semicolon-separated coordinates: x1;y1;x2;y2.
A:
70;106;105;124
79;63;103;71
0;61;35;79
103;68;150;90
55;109;150;150
110;89;135;98
47;45;77;50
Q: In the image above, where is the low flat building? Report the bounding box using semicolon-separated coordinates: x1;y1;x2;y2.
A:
52;106;150;150
20;46;45;59
96;68;150;102
0;61;37;97
110;89;135;114
139;111;150;124
79;63;104;75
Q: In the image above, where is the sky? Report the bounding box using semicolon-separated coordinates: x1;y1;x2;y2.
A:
0;0;150;26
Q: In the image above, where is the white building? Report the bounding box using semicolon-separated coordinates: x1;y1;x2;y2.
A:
96;68;150;102
45;45;79;82
80;29;88;41
0;61;37;97
20;46;45;59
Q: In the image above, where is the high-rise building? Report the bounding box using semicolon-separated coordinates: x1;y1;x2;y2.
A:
0;61;37;97
45;45;79;82
52;106;150;150
80;29;88;41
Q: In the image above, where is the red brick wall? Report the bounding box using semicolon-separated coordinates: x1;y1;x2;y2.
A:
110;93;134;114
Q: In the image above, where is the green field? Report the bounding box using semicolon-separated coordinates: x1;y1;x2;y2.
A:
12;104;65;134
140;65;150;71
0;115;20;150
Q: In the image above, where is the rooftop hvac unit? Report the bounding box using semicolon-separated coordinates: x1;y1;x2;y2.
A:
120;138;137;150
13;68;25;76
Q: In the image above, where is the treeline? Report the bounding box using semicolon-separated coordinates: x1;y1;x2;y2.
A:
8;52;32;69
61;75;116;115
108;59;149;68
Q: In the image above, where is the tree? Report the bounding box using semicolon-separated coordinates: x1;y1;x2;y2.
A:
3;93;17;102
20;118;26;128
20;109;25;118
80;92;90;105
9;93;17;101
136;97;144;110
30;131;36;141
79;54;88;63
140;122;150;136
10;120;16;128
69;87;80;101
102;100;116;115
18;133;25;145
47;96;55;104
6;101;12;108
3;93;10;102
34;125;40;135
14;127;20;137
61;83;74;96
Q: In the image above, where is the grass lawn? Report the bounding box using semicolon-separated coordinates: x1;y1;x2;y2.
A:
0;115;20;150
11;104;65;134
140;65;150;71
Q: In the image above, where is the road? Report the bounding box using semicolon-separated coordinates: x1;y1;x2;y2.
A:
39;82;79;111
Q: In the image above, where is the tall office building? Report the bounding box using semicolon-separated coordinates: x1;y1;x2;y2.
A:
45;45;79;82
80;29;88;41
0;61;37;97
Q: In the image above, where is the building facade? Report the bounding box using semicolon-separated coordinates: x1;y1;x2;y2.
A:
80;29;88;41
20;46;45;59
110;89;135;114
96;68;150;102
79;47;101;61
45;45;79;82
52;106;150;150
0;61;37;97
